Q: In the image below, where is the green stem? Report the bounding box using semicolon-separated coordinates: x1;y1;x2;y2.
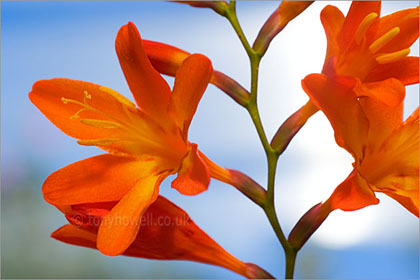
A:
224;2;297;278
285;247;298;279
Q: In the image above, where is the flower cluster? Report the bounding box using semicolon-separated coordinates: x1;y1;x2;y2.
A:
30;1;419;278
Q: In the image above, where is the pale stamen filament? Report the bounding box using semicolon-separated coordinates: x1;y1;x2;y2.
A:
355;13;378;45
369;27;400;54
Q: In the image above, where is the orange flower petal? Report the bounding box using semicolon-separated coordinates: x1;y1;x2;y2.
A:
171;144;210;196
115;22;171;118
358;96;403;153
51;224;98;248
381;190;419;218
43;154;158;205
364;108;419;217
365;56;419;85
373;7;419;54
337;1;381;51
301;74;369;160
320;5;345;61
168;54;212;136
354;78;405;107
328;170;379;211
53;196;274;278
29;78;136;140
142;40;190;76
97;174;164;256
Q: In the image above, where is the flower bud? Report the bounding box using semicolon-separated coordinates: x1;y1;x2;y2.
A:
175;1;229;16
271;100;318;155
288;201;332;250
142;40;250;106
253;1;313;56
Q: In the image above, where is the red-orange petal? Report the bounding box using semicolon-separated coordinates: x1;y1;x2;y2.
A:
53;196;273;278
171;143;210;196
43;154;159;205
29;78;136;141
301;74;369;160
142;40;190;76
365;56;419;85
327;170;379;211
97;174;164;256
320;5;345;62
51;224;98;248
364;108;419;217
373;7;419;54
337;1;381;51
115;22;171;118
168;54;213;137
354;78;405;107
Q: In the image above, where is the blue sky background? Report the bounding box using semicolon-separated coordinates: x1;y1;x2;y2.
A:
1;1;419;278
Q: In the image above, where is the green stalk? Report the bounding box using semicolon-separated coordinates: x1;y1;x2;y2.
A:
224;1;298;278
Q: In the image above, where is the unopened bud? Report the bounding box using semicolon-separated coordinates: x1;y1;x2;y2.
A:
244;263;274;279
227;169;267;207
288;201;332;250
211;71;250;106
143;40;250;107
175;1;229;16
253;1;313;56
271;100;318;155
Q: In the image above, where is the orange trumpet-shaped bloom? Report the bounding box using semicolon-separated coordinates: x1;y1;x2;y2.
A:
302;2;419;216
29;22;237;256
52;196;273;279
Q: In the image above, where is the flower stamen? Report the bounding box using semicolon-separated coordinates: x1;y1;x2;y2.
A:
376;48;410;64
79;119;121;128
369;27;400;54
355;12;378;45
77;137;120;146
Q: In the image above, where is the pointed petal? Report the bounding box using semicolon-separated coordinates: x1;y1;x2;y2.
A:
354;78;405;107
359;96;403;154
337;1;381;50
172;144;210;196
29;78;136;140
168;54;212;136
373;7;419;53
302;74;369;160
382;190;419;217
97;174;164;256
320;5;345;61
43;154;159;205
327;170;379;211
366;56;419;85
57;196;274;278
115;22;171;117
51;224;97;249
364;108;419;216
355;78;405;151
142;40;190;77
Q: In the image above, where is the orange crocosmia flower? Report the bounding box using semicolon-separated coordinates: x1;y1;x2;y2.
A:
51;195;273;279
302;1;419;216
29;22;234;256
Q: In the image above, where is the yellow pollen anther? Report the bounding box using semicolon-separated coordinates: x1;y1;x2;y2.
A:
376;48;410;64
355;12;378;45
369;27;400;54
77;137;120;146
80;119;121;128
61;97;68;104
83;90;92;100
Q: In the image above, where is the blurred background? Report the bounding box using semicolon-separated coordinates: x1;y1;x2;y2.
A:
1;1;419;278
